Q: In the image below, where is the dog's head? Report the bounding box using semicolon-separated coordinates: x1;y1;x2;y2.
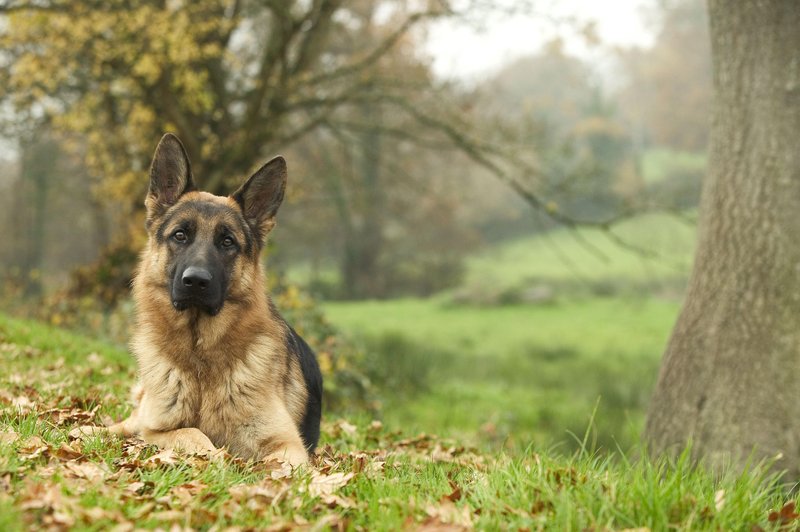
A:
143;133;285;316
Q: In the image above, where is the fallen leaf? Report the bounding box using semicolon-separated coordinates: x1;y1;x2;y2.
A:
307;471;354;497
172;480;207;504
768;501;799;525
19;436;49;460
397;433;434;450
63;460;108;482
229;483;282;504
0;430;18;444
424;500;474;528
130;502;156;520
44;510;75;528
54;442;84;461
124;481;149;495
12;396;34;413
418;516;470;531
40;404;99;426
144;449;178;467
440;480;463;503
266;459;294;480
150;510;184;521
79;505;123;523
19;480;66;511
320;494;357;510
0;473;12;492
531;499;553;515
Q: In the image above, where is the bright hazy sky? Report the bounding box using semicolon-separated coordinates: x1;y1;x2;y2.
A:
425;0;654;80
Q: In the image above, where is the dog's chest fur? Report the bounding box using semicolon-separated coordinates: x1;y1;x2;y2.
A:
132;323;308;459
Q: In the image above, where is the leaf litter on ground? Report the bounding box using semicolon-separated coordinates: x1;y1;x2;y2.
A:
1;319;800;530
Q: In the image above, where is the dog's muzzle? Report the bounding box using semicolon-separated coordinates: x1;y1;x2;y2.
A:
171;266;224;316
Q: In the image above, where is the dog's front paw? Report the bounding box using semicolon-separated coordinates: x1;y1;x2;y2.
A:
69;425;108;440
169;427;217;455
265;445;309;467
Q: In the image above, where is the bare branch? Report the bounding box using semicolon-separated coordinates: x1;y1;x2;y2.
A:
288;0;341;76
300;7;448;87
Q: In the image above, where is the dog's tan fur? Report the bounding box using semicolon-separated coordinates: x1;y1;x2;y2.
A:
82;142;316;466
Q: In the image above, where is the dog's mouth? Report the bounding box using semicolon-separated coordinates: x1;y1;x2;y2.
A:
172;299;223;316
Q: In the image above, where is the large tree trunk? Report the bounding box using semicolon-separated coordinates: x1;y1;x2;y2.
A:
645;1;800;478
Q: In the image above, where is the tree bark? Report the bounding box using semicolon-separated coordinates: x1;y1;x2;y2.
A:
645;0;800;478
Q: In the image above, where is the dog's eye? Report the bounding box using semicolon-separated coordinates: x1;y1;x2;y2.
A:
173;230;188;243
221;236;236;248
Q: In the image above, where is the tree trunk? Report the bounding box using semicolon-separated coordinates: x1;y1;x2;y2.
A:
341;103;384;299
645;1;800;478
19;134;58;296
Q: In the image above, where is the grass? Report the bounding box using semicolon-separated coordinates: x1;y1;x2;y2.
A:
640;148;706;184
312;211;697;452
0;312;798;530
461;212;695;294
323;297;679;452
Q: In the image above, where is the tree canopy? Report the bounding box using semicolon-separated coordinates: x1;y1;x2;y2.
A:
1;1;459;210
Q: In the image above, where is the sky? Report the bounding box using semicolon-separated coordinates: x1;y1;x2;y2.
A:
425;0;655;81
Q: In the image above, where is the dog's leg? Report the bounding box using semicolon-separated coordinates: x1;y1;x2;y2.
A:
70;409;141;439
75;421;217;455
140;427;218;454
254;403;309;466
263;438;309;466
71;382;146;439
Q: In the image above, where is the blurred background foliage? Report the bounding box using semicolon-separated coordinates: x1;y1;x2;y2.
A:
0;0;709;453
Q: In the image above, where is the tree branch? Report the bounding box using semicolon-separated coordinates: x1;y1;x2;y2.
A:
299;7;447;88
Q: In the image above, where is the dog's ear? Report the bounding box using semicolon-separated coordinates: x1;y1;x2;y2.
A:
231;156;287;242
146;133;195;223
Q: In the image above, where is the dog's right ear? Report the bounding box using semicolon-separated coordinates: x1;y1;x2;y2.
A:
145;133;195;224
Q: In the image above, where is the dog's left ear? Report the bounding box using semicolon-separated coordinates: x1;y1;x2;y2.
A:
231;156;287;241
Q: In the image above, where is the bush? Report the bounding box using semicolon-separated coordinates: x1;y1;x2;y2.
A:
273;284;377;415
645;166;704;211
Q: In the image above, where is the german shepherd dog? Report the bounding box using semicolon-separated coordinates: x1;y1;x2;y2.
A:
84;134;322;465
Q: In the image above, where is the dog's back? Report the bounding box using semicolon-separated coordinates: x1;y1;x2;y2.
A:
284;323;323;451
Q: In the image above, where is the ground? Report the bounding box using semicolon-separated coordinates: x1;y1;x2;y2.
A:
1;208;797;529
0;313;798;530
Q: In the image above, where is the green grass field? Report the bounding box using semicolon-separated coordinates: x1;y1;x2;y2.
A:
317;212;696;452
16;206;787;529
641;148;706;184
1;313;798;530
461;212;695;293
323;297;679;452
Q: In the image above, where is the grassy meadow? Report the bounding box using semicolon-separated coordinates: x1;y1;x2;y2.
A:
324;297;678;453
4;210;799;529
321;213;696;452
0;313;798;530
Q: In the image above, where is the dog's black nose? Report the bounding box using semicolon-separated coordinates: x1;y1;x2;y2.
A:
182;267;212;290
